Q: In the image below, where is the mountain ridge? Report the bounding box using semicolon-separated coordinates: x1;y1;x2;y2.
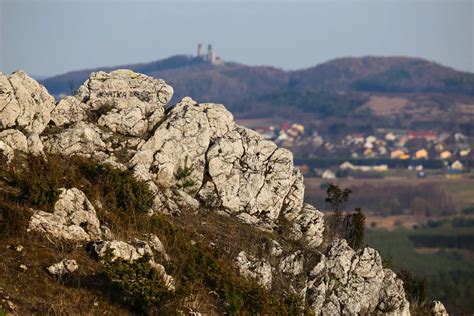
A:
38;55;474;136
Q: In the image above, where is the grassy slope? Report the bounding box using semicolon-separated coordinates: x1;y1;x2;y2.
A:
0;153;311;315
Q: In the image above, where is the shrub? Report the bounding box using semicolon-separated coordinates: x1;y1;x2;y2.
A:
398;269;428;308
174;157;196;193
0;199;31;239
101;254;173;314
76;160;154;214
325;184;352;239
343;208;366;249
5;155;62;208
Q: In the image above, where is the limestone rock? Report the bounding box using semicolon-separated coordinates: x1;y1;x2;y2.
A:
149;261;176;291
0;140;14;162
269;240;283;257
287;203;325;248
377;269;409;313
279;251;305;276
131;97;235;189
50;96;88;127
90;239;154;261
43;121;109;158
74;69;173;137
0;129;28;162
305;239;407;315
205;126;302;227
235;251;272;289
28;188;107;241
47;259;78;276
143;233;169;260
430;301;448;316
0;129;28;152
0;70;55;134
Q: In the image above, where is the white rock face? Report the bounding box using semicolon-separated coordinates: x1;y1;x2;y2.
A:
28;188;107;241
205;126;302;227
131;97;235;188
74;69;173;137
43;121;109;158
287;203;325;248
130;96;305;230
47;259;79;276
0;129;28;162
0;71;55;134
305;239;409;315
50;96;88;127
235;251;272;289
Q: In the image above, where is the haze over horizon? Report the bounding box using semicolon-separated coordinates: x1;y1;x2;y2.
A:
1;0;473;77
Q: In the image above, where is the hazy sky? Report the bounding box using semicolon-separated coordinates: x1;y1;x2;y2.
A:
1;0;473;77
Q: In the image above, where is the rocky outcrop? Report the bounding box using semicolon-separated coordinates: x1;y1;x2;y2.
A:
28;188;110;241
304;239;410;315
5;69;425;315
287;203;325;248
130;96;306;231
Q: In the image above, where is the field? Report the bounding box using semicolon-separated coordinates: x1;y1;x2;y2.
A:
366;228;474;314
303;172;474;313
304;173;474;221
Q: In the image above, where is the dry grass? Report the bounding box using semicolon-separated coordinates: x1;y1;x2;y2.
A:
360;95;409;117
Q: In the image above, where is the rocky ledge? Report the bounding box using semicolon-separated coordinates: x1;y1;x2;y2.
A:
0;69;447;315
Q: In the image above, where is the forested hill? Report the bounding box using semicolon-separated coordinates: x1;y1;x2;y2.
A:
40;55;474;125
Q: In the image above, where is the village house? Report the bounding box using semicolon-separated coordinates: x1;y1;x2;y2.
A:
415;148;429;159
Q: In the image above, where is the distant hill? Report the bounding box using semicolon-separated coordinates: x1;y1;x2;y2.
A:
40;55;474;134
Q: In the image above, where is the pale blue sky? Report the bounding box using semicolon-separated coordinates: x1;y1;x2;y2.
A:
1;0;473;77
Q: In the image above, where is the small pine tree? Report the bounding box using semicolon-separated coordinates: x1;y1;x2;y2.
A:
174;157;196;193
325;184;352;238
344;207;366;249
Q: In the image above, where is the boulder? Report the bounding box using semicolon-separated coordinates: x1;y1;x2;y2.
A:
42;121;109;158
235;251;272;289
28;188;107;241
205;126;303;227
50;96;88;127
287;203;325;248
89;240;154;262
0;70;55;134
47;259;79;276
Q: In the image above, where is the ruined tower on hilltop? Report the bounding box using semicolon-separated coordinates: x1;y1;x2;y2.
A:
196;43;224;66
197;43;203;58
